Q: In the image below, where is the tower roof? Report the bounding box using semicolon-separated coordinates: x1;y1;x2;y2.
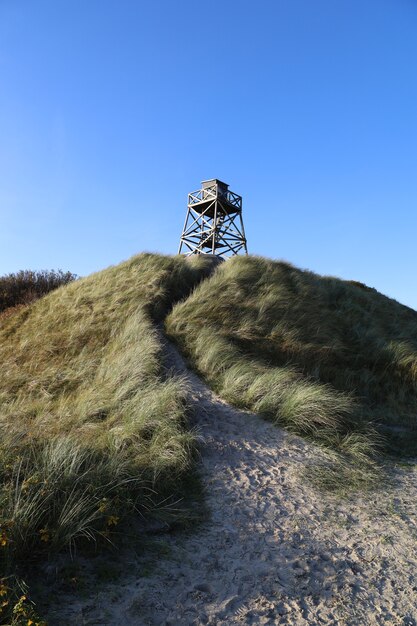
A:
201;179;229;189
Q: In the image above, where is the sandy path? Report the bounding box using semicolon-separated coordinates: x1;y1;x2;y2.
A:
47;340;417;625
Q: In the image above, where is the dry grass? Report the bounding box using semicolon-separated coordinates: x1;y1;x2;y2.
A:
0;253;214;623
1;251;416;620
166;255;417;462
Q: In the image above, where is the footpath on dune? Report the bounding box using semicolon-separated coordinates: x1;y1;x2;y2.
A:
46;336;417;626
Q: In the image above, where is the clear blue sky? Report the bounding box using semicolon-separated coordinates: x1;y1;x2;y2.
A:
1;0;417;308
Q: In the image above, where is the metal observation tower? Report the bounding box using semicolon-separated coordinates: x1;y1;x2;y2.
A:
178;179;248;257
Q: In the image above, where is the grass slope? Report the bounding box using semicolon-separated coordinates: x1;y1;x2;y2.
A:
1;251;416;619
0;253;214;622
166;255;417;458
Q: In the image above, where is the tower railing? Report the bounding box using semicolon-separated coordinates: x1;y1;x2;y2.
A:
188;186;242;210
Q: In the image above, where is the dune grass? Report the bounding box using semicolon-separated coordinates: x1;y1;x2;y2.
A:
0;253;214;622
166;255;417;464
1;251;416;619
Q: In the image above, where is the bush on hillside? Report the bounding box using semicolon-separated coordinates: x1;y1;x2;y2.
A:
0;269;77;313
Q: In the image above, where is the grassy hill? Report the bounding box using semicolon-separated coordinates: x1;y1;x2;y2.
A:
166;255;417;457
0;253;214;622
1;252;416;621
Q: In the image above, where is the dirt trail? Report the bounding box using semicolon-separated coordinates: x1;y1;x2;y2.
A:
47;340;417;625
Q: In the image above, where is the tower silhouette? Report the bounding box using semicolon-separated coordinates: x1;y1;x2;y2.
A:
178;179;248;257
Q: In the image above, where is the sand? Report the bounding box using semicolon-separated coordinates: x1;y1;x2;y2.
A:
45;340;417;625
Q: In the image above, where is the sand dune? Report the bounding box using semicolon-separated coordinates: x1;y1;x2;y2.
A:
47;339;417;625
